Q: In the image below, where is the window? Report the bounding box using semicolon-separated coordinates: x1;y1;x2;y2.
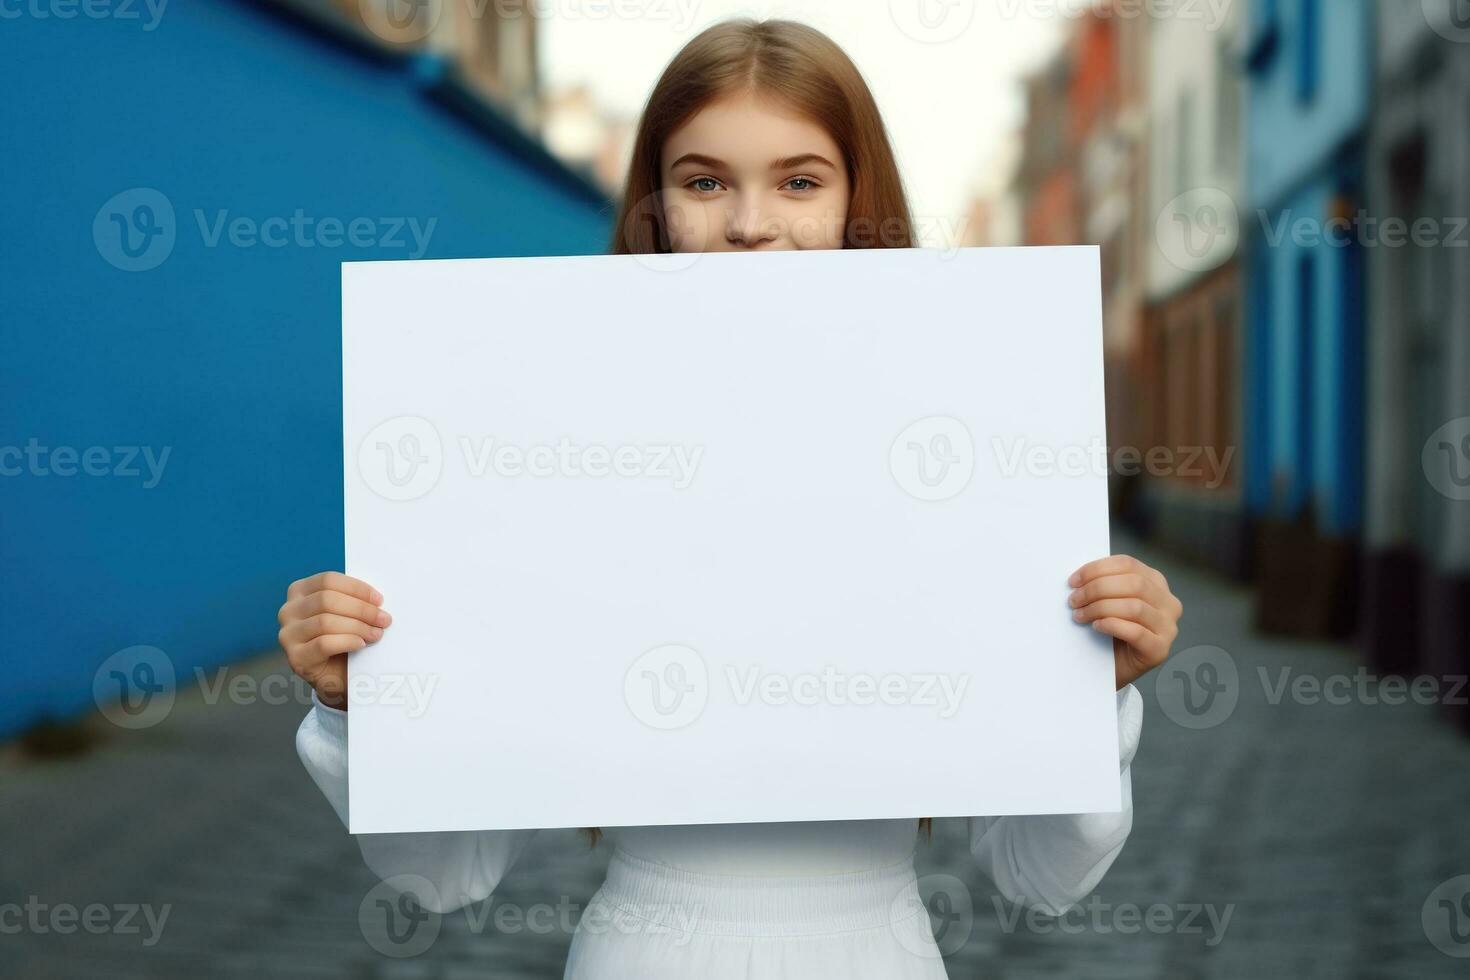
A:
1246;244;1274;512
1213;294;1238;488
1246;0;1281;71
1294;252;1316;513
1296;0;1320;104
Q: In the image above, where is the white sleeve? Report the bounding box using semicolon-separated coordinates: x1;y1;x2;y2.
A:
967;683;1143;916
295;690;539;914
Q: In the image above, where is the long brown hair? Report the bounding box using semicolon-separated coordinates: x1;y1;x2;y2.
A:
609;18;915;254
591;18;928;846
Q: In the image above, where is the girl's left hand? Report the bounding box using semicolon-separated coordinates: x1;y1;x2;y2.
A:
1067;554;1183;690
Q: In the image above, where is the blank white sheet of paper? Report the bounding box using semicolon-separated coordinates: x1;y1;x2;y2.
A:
342;246;1119;835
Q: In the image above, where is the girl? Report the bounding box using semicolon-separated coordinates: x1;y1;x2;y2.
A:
283;19;1182;978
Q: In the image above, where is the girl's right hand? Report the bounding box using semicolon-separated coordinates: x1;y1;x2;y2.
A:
278;571;391;710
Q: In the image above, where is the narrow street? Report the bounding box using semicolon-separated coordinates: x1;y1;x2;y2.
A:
4;535;1468;978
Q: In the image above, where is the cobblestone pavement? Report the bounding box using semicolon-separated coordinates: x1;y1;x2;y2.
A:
4;536;1470;978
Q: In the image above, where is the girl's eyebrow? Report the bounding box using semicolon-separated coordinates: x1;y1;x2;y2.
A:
667;152;838;171
668;152;726;170
770;153;836;171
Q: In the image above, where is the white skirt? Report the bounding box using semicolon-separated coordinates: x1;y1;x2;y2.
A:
563;848;951;979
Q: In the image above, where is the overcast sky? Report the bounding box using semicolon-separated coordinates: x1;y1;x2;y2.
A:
539;0;1073;245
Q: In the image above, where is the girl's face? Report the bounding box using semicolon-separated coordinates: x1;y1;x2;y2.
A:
658;90;852;253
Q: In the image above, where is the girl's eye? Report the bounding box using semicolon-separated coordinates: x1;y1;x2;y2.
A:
783;177;819;193
688;177;723;193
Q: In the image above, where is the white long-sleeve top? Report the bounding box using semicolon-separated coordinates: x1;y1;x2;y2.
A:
296;684;1143;978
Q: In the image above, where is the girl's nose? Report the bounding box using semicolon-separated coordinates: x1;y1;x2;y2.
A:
725;197;779;248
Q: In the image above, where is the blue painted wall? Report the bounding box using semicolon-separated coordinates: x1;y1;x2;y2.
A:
1245;0;1374;210
1243;0;1371;534
0;0;612;737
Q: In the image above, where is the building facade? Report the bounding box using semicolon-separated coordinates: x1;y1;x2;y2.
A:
0;0;610;739
1071;3;1153;519
1018;49;1081;248
289;0;542;127
1242;0;1373;636
1363;0;1470;728
1014;8;1153;519
1135;0;1248;575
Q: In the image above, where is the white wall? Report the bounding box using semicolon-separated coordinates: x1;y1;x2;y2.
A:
1145;2;1245;299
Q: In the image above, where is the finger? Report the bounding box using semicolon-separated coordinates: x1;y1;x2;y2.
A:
1068;572;1156;608
1072;597;1172;635
283;590;392;629
288;633;369;674
288;571;383;605
280;613;384;647
1069;554;1140;587
1069;554;1166;591
1090;617;1168;659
